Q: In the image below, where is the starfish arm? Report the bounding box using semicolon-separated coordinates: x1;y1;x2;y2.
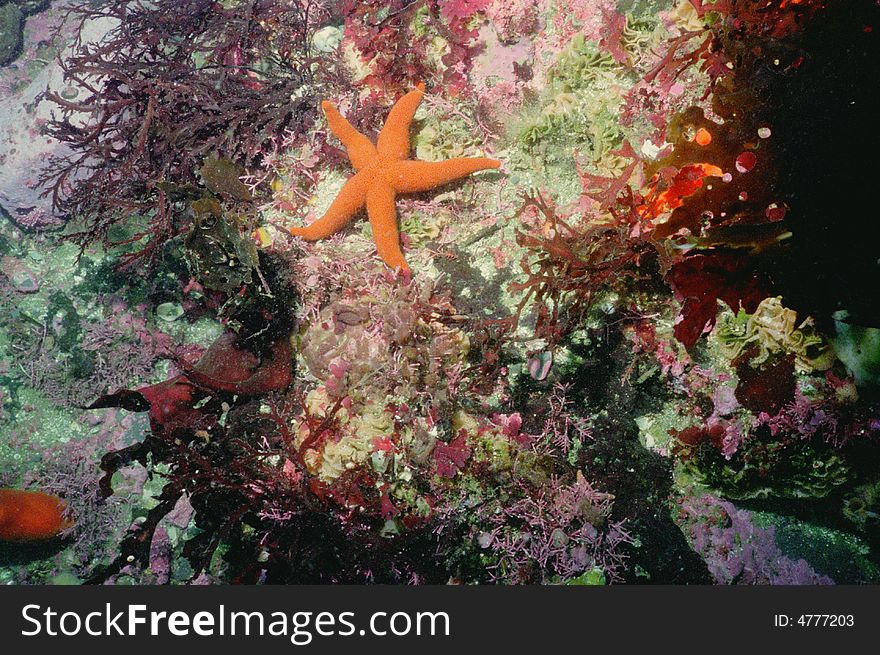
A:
322;101;377;170
389;157;501;194
289;170;369;241
366;181;409;271
376;82;425;160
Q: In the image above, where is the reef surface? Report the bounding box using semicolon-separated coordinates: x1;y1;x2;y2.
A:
0;0;878;585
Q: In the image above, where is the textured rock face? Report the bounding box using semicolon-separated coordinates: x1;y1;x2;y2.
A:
0;2;50;66
0;4;111;228
0;42;66;227
0;4;25;67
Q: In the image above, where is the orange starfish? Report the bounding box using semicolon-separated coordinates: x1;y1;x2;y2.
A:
289;83;501;271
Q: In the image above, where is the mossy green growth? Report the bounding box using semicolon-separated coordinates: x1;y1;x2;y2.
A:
409;3;431;38
510;34;623;157
388;480;433;519
553;331;592;378
752;511;880;584
842;477;880;534
692;438;851;500
564;567;606;585
0;232;13;257
182;316;225;346
48;571;82;585
0;387;93;480
414;113;484;163
138;462;173;513
399;212;445;245
71;257;144;303
472;431;515;474
0;3;24;67
636;410;683;454
45;290;82;353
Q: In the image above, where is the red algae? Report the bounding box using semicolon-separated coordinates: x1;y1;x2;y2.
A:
0;489;73;542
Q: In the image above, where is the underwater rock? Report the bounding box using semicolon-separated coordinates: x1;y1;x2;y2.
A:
830;312;880;387
0;1;46;67
676;495;834;585
756;510;880;584
311;25;342;53
0;5;109;222
0;3;24;67
155;302;184;322
3;0;877;588
0;255;38;292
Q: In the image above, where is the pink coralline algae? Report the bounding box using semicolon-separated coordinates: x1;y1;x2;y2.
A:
481;473;631;584
471;27;534;124
538;384;591;455
755;384;879;448
756;390;838;443
79;300;175;393
485;0;541;44
677;495;833;585
0;256;40;293
7;207;65;232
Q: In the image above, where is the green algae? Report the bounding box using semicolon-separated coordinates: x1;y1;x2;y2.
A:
830;313;880;387
0;3;24;66
564;567;606;585
752;511;880;584
499;30;636;197
843;477;880;535
693;439;851;501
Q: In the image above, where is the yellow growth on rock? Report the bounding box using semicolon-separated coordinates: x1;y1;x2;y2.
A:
717;296;834;372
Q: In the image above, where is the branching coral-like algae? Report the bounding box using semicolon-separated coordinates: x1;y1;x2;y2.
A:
39;0;322;270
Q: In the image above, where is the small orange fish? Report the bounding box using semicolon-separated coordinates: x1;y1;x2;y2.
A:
0;489;73;541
